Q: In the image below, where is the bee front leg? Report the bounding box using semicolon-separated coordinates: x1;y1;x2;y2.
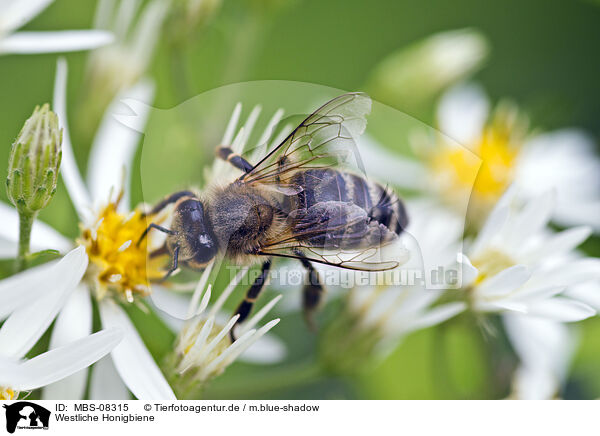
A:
137;223;176;246
160;245;180;282
230;259;272;342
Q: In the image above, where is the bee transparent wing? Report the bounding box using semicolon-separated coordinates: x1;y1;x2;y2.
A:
258;243;402;272
240;92;372;187
258;201;403;271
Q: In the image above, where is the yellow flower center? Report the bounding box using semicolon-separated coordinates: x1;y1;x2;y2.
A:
431;126;518;202
471;248;515;285
0;387;16;400
78;201;165;303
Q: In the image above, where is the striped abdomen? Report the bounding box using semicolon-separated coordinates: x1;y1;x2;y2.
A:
287;169;408;247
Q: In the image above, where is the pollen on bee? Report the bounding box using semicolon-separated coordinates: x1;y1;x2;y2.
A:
78;196;167;303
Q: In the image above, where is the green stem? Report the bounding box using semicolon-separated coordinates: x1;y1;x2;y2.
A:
15;211;35;272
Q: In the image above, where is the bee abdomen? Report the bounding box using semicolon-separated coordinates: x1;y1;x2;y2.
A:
290;169;408;235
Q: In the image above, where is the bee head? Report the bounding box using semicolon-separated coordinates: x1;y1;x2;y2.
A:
170;198;218;267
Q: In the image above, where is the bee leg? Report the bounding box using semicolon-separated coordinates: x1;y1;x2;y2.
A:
160;245;180;282
137;223;176;246
297;257;325;332
230;259;272;342
143;190;196;217
216;145;253;173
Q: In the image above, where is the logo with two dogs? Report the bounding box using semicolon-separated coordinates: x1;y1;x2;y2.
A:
2;402;50;433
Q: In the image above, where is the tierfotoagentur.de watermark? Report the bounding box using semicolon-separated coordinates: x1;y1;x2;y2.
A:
225;264;462;290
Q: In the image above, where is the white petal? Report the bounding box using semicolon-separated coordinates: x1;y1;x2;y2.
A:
148;285;190;329
503;313;575;396
520;226;591;263
87;80;154;210
0;201;71;258
89;356;131;400
505;190;555;251
236;105;262;153
511;365;559;400
188;259;216;318
504;315;573;369
238;332;287;364
10;328;122;391
405;302;466;332
511;285;563;302
0;30;114;54
485;300;528;313
53;58;93;222
256;108;284;148
112;97;154;132
477;265;531;297
42;286;92;399
470;203;509;257
456;253;478;287
516;129;600;231
224;319;280;367
437;83;489;145
565;282;600;312
0;259;57;319
0;0;53;33
221;103;242;145
533;258;600;289
99;299;176;400
526;298;595;322
0;246;88;358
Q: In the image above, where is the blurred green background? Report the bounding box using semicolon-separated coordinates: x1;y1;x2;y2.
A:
1;0;599;399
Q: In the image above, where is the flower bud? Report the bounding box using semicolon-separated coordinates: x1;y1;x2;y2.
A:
6;104;62;214
367;29;488;108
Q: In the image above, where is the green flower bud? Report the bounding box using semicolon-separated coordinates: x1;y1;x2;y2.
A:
318;308;383;376
366;29;488;109
7;104;63;215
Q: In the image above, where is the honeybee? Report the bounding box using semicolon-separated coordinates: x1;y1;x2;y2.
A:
140;93;408;337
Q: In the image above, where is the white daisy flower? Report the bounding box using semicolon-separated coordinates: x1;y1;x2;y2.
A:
0;0;114;55
164;267;281;396
503;314;576;400
0;328;122;400
397;83;600;230
0;246;122;399
458;189;599;321
0;58;173;400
